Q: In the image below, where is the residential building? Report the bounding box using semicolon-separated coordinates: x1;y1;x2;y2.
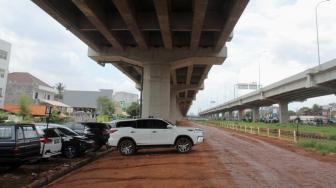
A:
63;89;114;116
0;39;11;108
5;72;56;104
113;91;139;109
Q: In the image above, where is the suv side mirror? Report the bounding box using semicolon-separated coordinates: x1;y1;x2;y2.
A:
167;125;174;129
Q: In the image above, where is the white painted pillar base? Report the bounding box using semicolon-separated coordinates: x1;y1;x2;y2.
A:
142;63;170;120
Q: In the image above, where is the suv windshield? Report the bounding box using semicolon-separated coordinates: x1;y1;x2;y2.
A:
0;126;14;140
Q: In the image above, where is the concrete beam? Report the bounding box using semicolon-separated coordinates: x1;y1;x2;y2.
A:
215;0;249;51
191;0;208;49
112;63;141;85
153;0;172;50
186;65;193;85
72;0;123;50
78;12;224;32
112;0;148;49
174;84;199;92
89;47;226;65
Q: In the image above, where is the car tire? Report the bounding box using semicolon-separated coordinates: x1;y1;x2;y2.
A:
63;145;78;159
175;137;192;153
9;163;21;169
118;139;136;156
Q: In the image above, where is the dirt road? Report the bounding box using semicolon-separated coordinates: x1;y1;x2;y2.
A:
48;122;336;188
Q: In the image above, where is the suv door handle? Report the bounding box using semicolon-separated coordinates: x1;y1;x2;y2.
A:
152;131;157;133
130;131;136;133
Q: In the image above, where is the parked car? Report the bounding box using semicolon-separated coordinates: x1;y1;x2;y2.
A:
35;126;62;158
35;124;95;158
64;122;110;150
328;119;336;124
0;124;41;169
108;118;204;155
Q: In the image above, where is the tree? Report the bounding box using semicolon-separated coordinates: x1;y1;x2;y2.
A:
17;95;31;120
288;110;296;116
297;107;311;115
96;96;115;115
49;109;65;123
126;102;140;117
0;111;9;123
55;82;65;100
312;104;322;116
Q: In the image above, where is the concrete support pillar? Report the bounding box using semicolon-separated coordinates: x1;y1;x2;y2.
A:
238;109;244;121
142;63;170;120
169;88;182;123
252;107;260;122
228;111;233;120
279;101;289;124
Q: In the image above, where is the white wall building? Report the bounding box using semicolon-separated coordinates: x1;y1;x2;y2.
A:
0;39;11;108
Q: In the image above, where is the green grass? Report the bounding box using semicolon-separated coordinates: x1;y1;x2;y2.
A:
196;120;336;154
297;139;336;154
199;120;336;137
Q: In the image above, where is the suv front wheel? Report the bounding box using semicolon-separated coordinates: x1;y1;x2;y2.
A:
118;139;136;155
175;137;192;153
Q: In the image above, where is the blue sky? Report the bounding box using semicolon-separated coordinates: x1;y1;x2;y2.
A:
0;0;335;115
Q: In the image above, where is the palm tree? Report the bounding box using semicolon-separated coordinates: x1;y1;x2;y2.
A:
55;82;65;100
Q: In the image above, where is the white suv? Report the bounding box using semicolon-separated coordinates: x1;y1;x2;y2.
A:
108;118;204;155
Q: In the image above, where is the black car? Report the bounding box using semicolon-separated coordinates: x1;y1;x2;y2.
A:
35;123;95;158
64;122;110;150
0;124;41;169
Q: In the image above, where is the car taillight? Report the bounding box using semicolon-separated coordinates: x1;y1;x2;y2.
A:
40;137;52;143
108;129;118;134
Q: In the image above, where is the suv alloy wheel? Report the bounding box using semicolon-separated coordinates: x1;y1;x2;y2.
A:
176;137;192;153
118;139;136;155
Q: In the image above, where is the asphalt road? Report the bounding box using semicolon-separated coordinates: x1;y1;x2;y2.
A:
48;121;336;188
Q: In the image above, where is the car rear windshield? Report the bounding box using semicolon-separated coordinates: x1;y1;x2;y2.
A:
0;126;14;140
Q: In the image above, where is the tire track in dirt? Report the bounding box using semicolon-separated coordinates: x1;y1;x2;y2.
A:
193;122;336;187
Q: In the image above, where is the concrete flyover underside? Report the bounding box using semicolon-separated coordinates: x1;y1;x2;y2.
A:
200;59;336;123
33;0;249;122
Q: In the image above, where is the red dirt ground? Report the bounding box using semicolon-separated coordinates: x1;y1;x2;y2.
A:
48;121;336;188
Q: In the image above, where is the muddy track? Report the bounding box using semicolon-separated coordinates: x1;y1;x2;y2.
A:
48;121;336;188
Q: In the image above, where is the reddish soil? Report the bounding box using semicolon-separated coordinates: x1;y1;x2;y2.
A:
48;121;336;188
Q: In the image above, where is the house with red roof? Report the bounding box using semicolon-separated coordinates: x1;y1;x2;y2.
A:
5;72;56;104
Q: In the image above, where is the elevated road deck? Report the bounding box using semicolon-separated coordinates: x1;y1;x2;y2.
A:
200;59;336;123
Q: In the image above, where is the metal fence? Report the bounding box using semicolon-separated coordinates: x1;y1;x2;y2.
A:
212;121;333;143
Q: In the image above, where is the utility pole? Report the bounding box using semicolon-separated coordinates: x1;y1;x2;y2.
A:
315;0;331;66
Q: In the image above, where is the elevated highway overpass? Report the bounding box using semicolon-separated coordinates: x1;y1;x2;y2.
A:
199;59;336;123
32;0;249;122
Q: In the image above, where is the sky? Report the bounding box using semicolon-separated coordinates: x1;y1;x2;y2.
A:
0;0;335;115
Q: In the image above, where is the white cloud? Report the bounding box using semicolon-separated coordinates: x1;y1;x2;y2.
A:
0;0;334;115
189;0;336;114
0;0;138;95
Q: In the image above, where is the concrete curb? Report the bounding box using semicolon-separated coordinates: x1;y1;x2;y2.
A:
24;149;112;188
